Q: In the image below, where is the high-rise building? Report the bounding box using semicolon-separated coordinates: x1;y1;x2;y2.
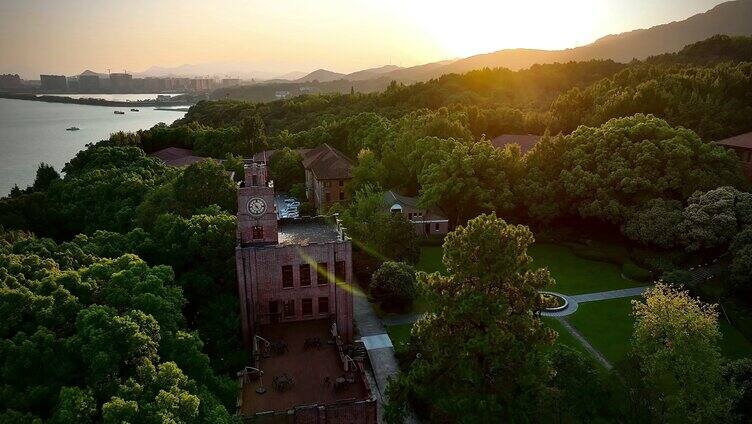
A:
40;74;68;91
78;74;100;92
109;73;132;92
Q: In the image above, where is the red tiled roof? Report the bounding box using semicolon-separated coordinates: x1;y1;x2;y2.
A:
150;147;194;162
301;144;352;180
490;134;541;154
150;147;213;167
716;131;752;150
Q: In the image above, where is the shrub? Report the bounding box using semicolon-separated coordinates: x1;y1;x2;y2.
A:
622;261;652;282
298;201;316;217
370;261;417;311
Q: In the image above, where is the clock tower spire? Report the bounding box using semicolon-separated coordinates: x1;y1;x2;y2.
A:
237;162;278;245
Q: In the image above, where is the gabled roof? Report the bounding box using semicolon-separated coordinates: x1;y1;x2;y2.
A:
151;147;194;162
490;134;541;154
383;190;448;222
716;131;752;150
150;147;212;167
301;144;353;180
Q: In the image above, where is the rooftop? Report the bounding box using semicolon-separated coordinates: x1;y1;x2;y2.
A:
301;144;353;180
716;131;752;150
383;190;448;221
490;134;542;154
240;319;368;416
277;216;344;246
150;147;213;167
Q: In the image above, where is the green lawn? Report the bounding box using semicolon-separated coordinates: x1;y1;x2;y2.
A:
529;243;644;295
386;323;414;349
542;317;589;356
568;296;752;365
416;246;446;274
568;296;638;365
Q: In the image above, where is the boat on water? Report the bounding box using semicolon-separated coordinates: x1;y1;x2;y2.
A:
114;111;125;115
130;108;139;112
66;127;80;131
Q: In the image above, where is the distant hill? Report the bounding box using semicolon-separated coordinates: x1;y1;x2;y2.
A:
380;0;752;81
646;34;752;64
296;69;347;83
345;65;402;81
78;70;109;78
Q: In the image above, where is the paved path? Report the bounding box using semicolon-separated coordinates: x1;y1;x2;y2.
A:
555;317;613;370
570;286;648;303
541;286;648;317
353;289;418;423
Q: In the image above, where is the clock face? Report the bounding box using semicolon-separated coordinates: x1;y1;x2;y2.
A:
247;197;267;216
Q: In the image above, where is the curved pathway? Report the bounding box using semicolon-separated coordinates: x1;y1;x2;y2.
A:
541;286;648;317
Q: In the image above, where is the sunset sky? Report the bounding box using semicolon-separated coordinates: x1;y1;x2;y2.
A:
0;0;728;79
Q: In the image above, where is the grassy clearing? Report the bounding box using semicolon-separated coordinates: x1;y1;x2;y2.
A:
386;323;414;349
416;246;446;274
568;296;638;365
569;296;752;365
529;243;645;295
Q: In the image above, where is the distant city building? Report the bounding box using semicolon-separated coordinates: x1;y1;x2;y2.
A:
383;190;449;236
40;74;68;91
221;78;240;87
275;90;290;99
66;77;79;92
78;74;100;92
109;73;132;92
0;74;22;91
490;134;542;154
302;144;353;210
716;131;752;180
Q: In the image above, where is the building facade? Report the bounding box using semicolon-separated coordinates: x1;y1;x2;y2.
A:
302;144;353;211
235;162;354;348
383;190;449;236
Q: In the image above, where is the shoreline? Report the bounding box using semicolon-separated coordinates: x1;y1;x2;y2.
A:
0;92;198;108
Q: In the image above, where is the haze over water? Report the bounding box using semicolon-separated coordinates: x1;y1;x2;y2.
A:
0;97;185;196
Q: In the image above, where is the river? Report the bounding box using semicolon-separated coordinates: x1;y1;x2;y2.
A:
0;97;185;196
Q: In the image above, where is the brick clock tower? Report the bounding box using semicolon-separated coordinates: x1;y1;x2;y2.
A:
237;163;278;245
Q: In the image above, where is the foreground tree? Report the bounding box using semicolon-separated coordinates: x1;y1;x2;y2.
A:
630;283;738;423
386;214;555;423
370;261;417;311
268;147;304;193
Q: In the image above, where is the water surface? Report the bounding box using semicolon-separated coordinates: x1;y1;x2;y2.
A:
0;97;185;196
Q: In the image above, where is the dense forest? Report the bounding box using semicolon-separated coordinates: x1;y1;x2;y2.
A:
3;34;752;422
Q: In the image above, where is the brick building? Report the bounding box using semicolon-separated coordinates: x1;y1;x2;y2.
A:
383;190;449;236
302;144;353;210
235;162;375;422
716;131;752;180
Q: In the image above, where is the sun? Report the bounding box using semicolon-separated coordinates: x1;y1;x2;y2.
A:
393;0;606;58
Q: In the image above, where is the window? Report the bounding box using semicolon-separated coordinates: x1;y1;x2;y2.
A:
252;226;263;240
317;263;329;285
282;265;293;288
407;212;413;219
252;175;258;186
324;181;331;188
335;261;346;282
339;180;344;187
283;300;295;318
339;192;345;201
302;298;313;316
299;264;311;286
318;297;329;314
325;192;331;202
434;223;440;231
